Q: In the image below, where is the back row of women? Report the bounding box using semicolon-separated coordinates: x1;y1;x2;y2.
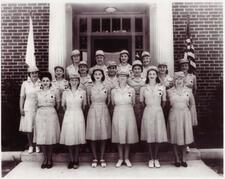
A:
19;49;198;169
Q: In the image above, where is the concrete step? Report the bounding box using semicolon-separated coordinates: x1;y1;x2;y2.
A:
4;160;219;178
21;148;201;163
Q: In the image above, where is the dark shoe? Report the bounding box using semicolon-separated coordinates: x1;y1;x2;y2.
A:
68;162;73;169
73;161;79;169
174;162;181;167
46;161;53;169
181;161;188;167
41;163;47;169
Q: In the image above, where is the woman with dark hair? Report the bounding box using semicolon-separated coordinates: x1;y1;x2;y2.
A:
167;71;195;167
117;50;132;76
19;66;41;154
60;73;86;169
34;72;60;169
140;66;167;168
52;66;68;127
158;62;173;89
86;68;111;168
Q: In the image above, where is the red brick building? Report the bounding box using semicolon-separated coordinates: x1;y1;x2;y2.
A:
1;2;223;150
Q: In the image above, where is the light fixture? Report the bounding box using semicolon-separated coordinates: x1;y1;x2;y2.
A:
105;7;117;13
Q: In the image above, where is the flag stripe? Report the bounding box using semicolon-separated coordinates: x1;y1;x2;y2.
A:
184;15;196;71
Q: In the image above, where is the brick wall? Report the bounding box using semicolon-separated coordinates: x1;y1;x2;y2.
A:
1;3;49;148
172;2;223;133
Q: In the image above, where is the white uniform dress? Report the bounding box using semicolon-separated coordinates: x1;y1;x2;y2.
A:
79;74;93;91
51;79;69;126
140;84;168;143
184;73;198;126
60;88;86;145
35;88;60;145
111;85;139;144
128;77;145;133
19;78;41;132
167;87;194;145
86;84;111;140
66;64;79;78
158;74;173;89
117;63;132;76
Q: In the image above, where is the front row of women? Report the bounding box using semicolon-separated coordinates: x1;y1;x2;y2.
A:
25;66;195;169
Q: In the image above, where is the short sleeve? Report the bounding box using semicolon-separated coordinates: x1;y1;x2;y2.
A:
20;81;26;97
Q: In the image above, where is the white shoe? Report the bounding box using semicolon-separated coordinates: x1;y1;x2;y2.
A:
28;146;33;154
154;160;161;168
35;146;40;153
124;159;132;167
91;159;98;168
186;146;190;153
115;159;123;168
148;160;154;168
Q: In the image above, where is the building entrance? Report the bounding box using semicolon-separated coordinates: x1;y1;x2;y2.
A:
91;36;132;66
72;3;149;67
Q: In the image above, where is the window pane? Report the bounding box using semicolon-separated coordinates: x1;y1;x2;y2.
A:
135;35;143;49
122;18;130;32
112;18;120;32
80;36;87;49
80;18;87;32
135;18;143;32
92;18;100;32
102;18;110;32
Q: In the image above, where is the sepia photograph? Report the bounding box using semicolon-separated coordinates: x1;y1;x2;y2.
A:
1;0;223;178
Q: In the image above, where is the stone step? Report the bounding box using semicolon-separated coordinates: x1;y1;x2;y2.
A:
21;148;201;163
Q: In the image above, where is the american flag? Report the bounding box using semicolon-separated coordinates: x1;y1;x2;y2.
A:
184;15;196;73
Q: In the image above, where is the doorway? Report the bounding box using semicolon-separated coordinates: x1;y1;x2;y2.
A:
91;36;132;66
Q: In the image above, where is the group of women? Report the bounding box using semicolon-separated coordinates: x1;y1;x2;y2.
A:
19;49;197;169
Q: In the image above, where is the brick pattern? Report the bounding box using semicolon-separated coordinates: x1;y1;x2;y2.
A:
172;2;223;132
1;3;49;104
1;3;49;146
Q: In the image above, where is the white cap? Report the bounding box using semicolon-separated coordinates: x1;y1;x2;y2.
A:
132;60;142;66
141;51;150;58
120;50;129;56
158;62;167;67
147;65;158;73
28;66;39;73
107;61;117;68
95;50;104;57
71;49;80;56
78;61;88;66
